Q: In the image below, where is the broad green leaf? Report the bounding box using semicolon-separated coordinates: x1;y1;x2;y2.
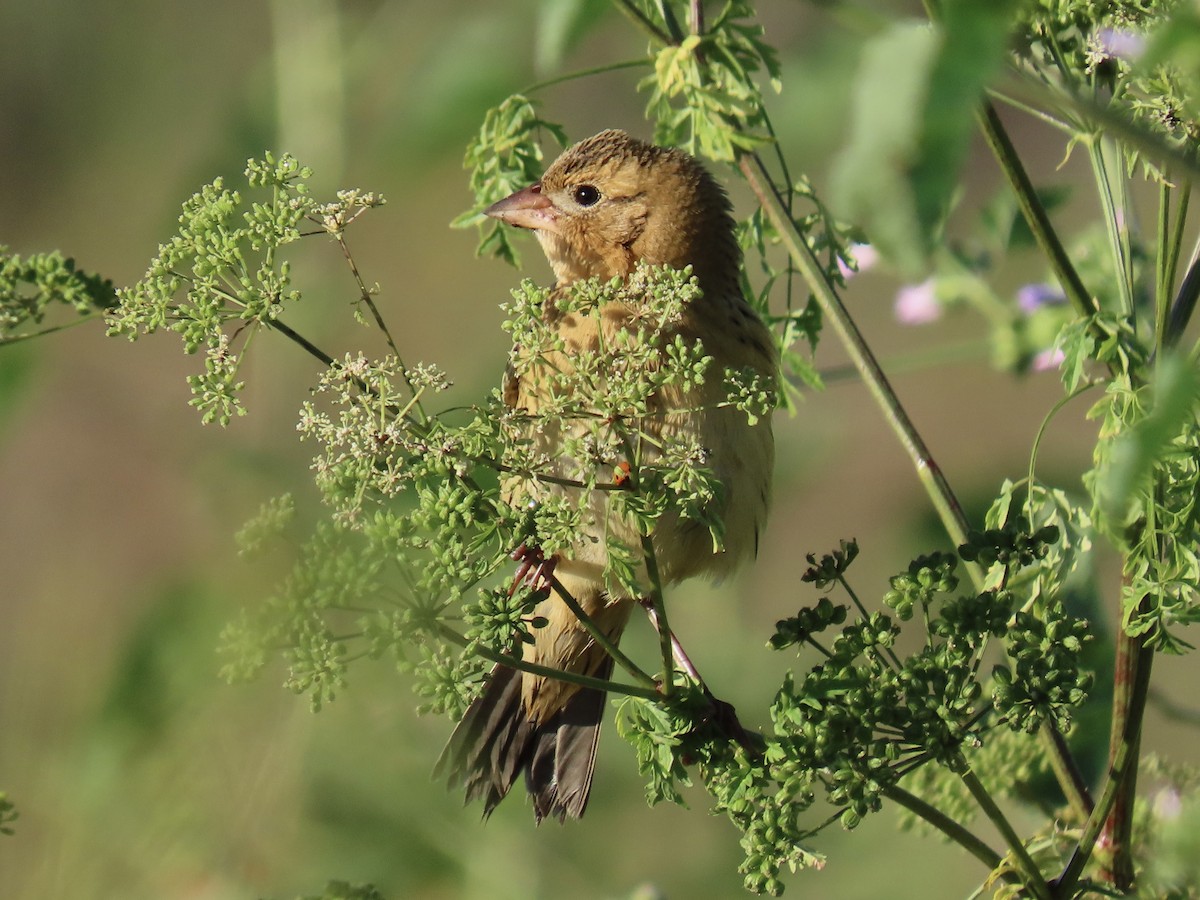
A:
830;20;941;275
831;3;1018;276
912;0;1019;244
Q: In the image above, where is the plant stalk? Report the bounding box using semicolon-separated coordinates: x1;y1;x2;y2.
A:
434;622;660;701
976;102;1094;322
960;767;1053;900
884;784;1006;874
739;153;978;578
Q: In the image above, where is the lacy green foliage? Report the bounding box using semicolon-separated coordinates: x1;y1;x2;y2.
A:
1084;353;1200;651
235;493;296;557
106;153;385;424
223;263;767;716
615;684;822;898
616;522;1091;896
762;526;1086;888
736;180;844;406
1016;0;1199;155
0;247;116;342
0;792;16;836
450;94;566;265
987;480;1095;603
635;0;780;161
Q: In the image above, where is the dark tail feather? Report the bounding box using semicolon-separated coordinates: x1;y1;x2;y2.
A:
436;660;613;822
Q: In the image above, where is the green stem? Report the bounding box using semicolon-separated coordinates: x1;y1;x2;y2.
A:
521;59;648;95
1099;623;1155;890
0;312;103;345
1166;181;1191;308
1039;725;1094;824
266;316;336;367
335;232;426;422
960;767;1053;900
639;533;676;693
544;571;658;689
1156;179;1173;356
1008;72;1200;185
434;622;660;701
976;102;1094;322
739;153;981;584
884;784;1008;876
1087;137;1136;320
610;0;672;44
1051;689;1141;895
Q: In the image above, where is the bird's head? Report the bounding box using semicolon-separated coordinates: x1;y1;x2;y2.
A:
485;130;740;293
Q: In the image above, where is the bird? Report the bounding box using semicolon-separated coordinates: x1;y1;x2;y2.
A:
437;129;777;822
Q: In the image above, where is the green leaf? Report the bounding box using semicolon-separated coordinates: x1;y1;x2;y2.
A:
535;0;608;73
831;3;1017;276
912;0;1019;244
1099;352;1200;524
830;20;942;276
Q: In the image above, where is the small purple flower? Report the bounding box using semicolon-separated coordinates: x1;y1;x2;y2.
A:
894;279;940;325
1031;347;1066;372
1016;283;1066;314
1097;28;1147;62
837;243;879;280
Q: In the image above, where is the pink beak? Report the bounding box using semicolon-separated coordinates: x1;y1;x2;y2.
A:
485;183;560;233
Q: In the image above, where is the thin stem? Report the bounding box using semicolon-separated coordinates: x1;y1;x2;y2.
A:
1052;714;1138;895
1087;137;1136;319
839;575;904;669
987;87;1076;136
335;232;427;421
1166;181;1191;307
1156;179;1173;356
434;622;660;701
655;0;685;43
883;784;1007;875
1025;380;1101;526
0;312;103;345
1098;624;1155;890
543;571;658;689
1162;181;1194;350
640;598;701;682
1008;71;1200;185
639;532;676;693
266;316;336;367
739;153;982;586
976;101;1095;323
610;0;671;44
1040;725;1094;824
521;59;648;95
960;767;1053;900
1168;253;1200;351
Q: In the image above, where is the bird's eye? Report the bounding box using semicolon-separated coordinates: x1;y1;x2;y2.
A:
572;184;601;207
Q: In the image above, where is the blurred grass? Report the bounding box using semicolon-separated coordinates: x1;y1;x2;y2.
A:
2;2;1197;899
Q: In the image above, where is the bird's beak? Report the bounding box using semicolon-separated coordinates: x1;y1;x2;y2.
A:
484;183;560;233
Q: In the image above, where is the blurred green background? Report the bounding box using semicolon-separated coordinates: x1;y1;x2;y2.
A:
3;2;1199;898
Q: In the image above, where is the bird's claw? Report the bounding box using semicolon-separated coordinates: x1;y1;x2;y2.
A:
508;542;558;598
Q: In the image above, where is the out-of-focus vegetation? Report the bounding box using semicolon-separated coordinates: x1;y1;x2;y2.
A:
4;2;1200;898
